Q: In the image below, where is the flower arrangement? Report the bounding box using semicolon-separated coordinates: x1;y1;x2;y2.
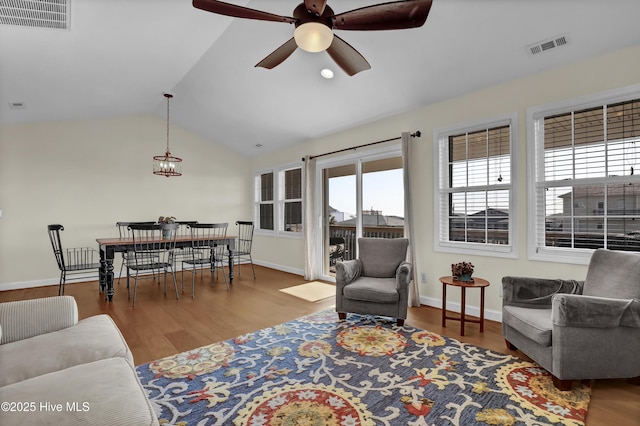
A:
158;216;176;225
451;261;474;279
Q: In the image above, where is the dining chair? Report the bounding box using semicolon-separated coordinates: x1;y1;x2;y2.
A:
115;221;156;285
126;223;179;307
233;221;256;279
47;224;102;296
181;223;229;296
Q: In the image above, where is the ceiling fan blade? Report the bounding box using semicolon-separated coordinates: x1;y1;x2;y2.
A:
332;0;432;31
193;0;296;24
326;35;371;76
255;38;298;69
304;0;328;16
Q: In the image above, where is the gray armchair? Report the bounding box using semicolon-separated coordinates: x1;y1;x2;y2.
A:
502;248;640;390
336;238;411;326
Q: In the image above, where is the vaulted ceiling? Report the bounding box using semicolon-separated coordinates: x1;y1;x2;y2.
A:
2;0;640;157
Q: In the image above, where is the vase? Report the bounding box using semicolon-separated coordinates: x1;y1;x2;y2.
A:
456;273;473;282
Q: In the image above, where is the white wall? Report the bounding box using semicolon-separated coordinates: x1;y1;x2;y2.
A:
250;43;640;318
0;115;252;289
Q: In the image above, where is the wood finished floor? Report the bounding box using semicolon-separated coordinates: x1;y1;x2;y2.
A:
1;265;638;426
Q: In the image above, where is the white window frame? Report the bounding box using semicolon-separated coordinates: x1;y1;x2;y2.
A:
254;162;303;238
433;113;518;258
527;83;640;264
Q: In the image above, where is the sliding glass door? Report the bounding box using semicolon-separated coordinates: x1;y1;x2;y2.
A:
317;148;404;280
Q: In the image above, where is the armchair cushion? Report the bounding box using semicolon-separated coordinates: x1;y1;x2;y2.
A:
343;277;398;303
359;238;409;278
502;306;553;346
553;294;640;328
584;248;640;299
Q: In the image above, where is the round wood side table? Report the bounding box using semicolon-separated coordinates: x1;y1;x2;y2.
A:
438;275;490;336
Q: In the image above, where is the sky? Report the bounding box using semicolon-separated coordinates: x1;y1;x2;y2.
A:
329;169;405;218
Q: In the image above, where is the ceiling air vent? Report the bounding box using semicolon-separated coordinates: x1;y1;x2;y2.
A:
0;0;70;30
526;35;568;56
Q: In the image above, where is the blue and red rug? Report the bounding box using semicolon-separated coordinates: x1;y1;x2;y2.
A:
136;310;591;425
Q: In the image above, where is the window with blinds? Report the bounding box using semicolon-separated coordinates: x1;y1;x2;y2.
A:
530;91;640;262
255;164;303;235
281;168;302;232
257;172;274;230
434;114;516;256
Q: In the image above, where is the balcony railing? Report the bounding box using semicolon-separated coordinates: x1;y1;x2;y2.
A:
329;225;404;265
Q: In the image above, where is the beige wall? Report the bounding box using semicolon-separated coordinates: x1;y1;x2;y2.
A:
250;43;640;318
0;115;252;288
3;44;639;317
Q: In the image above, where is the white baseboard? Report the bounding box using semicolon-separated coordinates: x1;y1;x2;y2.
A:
252;259;304;277
419;296;503;323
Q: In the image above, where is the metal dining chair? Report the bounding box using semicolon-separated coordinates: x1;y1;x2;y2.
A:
181;223;229;297
233;221;256;278
115;221;156;285
126;223;179;307
47;224;101;296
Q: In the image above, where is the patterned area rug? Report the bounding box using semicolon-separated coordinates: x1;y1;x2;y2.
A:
136;310;591;426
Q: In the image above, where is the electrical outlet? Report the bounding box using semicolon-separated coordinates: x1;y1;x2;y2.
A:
420;273;427;283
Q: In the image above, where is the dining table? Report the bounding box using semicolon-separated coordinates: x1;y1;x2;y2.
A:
96;234;236;301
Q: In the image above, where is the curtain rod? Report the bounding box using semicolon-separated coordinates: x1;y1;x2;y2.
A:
302;130;421;161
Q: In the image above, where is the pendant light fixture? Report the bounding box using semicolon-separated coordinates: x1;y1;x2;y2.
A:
153;92;182;177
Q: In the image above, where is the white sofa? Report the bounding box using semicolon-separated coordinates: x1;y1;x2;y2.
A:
0;296;158;426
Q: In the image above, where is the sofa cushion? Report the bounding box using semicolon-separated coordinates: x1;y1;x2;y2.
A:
502;306;553;346
359;238;408;278
0;357;158;426
343;277;398;303
0;314;132;387
584;248;640;299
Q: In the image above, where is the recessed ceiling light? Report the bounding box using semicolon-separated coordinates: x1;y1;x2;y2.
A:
321;69;334;79
9;102;25;109
255;143;263;148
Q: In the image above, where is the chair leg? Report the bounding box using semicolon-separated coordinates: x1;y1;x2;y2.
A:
132;272;139;307
58;271;65;296
248;255;256;279
505;339;518;351
551;375;573;391
170;267;179;300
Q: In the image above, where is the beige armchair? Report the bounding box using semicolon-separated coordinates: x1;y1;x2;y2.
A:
336;238;411;326
502;249;640;390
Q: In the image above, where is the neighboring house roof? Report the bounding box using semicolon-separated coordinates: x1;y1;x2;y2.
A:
336;214;404;227
558;183;640;198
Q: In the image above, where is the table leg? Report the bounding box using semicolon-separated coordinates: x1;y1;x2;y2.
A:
106;246;115;302
99;247;106;294
480;286;485;333
227;247;234;283
441;282;447;328
460;287;466;336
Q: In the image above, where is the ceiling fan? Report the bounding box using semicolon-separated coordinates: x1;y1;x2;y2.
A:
192;0;433;76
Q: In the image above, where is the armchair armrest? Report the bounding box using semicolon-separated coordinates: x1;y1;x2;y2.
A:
502;276;583;308
335;259;362;288
552;294;640;328
0;296;78;345
396;261;412;289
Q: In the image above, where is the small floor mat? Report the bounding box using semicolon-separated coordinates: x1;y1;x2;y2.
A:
279;281;336;302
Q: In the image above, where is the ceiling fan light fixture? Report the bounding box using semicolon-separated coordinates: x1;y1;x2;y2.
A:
294;22;333;52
